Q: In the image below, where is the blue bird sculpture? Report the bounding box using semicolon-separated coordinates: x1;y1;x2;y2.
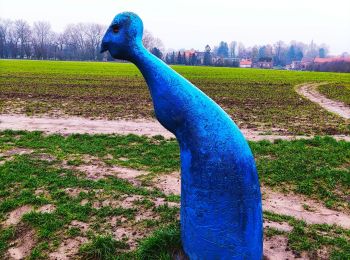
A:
101;12;263;259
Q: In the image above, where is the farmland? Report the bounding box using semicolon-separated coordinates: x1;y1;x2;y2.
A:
0;59;350;259
0;60;349;135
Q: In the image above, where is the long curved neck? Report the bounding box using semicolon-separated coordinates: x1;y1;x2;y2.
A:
131;45;185;93
129;45;195;134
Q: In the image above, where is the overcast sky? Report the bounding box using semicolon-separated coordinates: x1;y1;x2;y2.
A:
1;0;349;54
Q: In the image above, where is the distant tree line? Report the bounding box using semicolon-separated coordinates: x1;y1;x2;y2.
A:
1;18;348;72
160;40;338;69
204;40;330;66
0;18;163;61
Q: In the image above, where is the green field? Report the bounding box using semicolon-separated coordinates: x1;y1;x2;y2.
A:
1;59;349;135
0;131;349;259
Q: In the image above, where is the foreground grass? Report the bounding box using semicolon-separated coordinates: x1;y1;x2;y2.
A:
1;59;349;135
251;137;350;209
0;130;349;258
1;130;348;208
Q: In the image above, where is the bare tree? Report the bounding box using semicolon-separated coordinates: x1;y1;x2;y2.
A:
237;42;247;59
229;41;237;58
62;24;85;59
83;23;104;60
14;19;31;58
251;46;259;62
52;32;66;60
32;21;52;59
0;19;12;58
273;41;287;66
142;30;164;52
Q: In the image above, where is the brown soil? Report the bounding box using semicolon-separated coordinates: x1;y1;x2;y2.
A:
76;163;146;184
64;188;88;198
153;172;181;195
69;220;89;233
263;235;306;260
112;226;144;250
262;187;350;229
153;197;178;208
7;227;36;260
49;237;88;260
263;220;293;232
0;148;33;157
119;195;144;209
37;204;56;214
0;148;33;166
3;205;33;227
296;83;350;119
34;188;50;197
0;114;174;138
111;166;147;186
32;153;56;162
1;114;349;141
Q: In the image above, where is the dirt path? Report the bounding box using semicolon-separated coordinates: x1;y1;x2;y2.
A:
1;114;349;141
152;172;350;229
296;83;350;119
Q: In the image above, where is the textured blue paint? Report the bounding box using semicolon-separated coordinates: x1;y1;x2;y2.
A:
101;12;263;259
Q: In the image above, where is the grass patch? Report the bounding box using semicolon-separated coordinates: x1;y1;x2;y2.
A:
251;137;350;208
136;223;182;260
0;227;16;257
318;83;350;106
264;227;286;238
79;235;129;259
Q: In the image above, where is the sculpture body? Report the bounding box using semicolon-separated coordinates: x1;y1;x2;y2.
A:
101;12;263;259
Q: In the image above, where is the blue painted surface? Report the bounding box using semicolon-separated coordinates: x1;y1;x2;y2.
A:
101;12;263;259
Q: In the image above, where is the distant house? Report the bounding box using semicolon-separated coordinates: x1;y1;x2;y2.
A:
300;58;314;70
184;49;196;59
253;58;273;69
240;59;252;68
286;60;302;70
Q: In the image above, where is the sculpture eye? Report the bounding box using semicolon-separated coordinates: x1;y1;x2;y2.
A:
112;25;119;33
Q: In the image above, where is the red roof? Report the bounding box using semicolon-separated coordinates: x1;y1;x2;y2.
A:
314;58;336;63
314;57;350;63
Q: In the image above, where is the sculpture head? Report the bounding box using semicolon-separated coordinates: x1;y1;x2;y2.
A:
100;12;144;60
